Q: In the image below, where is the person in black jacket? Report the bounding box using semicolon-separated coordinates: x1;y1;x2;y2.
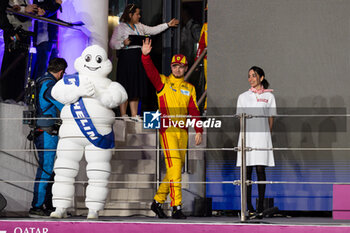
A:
0;1;16;39
31;0;62;80
0;0;39;102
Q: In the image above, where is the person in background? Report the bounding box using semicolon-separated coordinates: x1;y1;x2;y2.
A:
29;58;67;218
141;38;203;219
180;5;201;68
31;0;62;80
195;4;208;113
109;3;179;122
236;66;276;219
0;0;40;102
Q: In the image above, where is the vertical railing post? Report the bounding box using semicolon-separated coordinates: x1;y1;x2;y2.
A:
240;113;247;222
184;136;189;174
156;129;161;190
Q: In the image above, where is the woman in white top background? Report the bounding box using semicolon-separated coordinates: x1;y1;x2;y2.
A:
110;4;178;121
236;66;276;218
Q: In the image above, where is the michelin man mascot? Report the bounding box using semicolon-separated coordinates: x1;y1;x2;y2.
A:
49;45;127;219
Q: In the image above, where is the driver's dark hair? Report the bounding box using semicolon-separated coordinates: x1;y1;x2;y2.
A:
47;58;68;73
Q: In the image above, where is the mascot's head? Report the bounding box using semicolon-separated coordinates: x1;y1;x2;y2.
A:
74;45;112;76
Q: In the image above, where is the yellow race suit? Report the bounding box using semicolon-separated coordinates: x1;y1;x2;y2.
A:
142;54;203;207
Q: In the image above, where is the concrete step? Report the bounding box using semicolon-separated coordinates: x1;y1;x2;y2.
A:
101;201;171;217
75;197;171;207
115;119;156;135
99;209;155;217
75;200;172;217
75;198;150;209
105;200;151;209
108;173;155;188
109;188;155;201
113;120;126;142
113;146;157;160
75;207;156;217
114;120;155;142
125;120;157;135
110;159;156;174
117;133;157;147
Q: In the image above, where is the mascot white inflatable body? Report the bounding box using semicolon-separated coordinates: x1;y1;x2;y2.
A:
50;45;127;219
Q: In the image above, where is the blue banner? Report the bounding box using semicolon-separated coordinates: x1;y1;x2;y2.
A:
63;74;115;149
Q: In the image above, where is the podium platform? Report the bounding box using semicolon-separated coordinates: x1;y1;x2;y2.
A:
333;185;350;220
1;216;350;233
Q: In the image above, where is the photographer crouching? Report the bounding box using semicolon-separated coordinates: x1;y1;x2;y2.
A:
0;0;40;102
29;57;67;218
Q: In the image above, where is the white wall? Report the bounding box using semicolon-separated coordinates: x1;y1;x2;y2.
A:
207;0;350;211
58;0;109;74
0;103;35;215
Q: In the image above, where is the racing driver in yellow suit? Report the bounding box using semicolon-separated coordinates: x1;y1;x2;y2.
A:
141;38;203;219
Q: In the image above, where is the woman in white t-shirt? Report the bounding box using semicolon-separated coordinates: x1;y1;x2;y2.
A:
236;66;276;219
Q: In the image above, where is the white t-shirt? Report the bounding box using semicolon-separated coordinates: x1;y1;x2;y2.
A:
236;90;277;167
109;22;168;50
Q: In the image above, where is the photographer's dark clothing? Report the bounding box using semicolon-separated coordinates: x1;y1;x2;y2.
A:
31;0;61;80
32;72;63;210
0;30;30;101
34;0;61;44
0;0;15;36
0;0;32;101
32;41;56;80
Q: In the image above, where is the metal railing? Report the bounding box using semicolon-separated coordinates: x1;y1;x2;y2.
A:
239;113;247;221
6;8;83;28
184;47;207;107
1;113;350;220
184;48;207;81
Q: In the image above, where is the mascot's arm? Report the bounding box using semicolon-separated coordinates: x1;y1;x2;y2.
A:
52;79;95;104
98;82;128;109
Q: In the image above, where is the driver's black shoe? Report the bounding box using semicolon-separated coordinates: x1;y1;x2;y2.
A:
172;206;187;219
151;200;168;218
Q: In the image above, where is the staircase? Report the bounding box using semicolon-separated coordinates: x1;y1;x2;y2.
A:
74;120;206;217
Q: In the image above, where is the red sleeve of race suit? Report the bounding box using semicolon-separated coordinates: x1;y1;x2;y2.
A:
141;54;164;92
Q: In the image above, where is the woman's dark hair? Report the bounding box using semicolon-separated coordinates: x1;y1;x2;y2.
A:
47;58;67;73
120;4;140;23
249;66;269;89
